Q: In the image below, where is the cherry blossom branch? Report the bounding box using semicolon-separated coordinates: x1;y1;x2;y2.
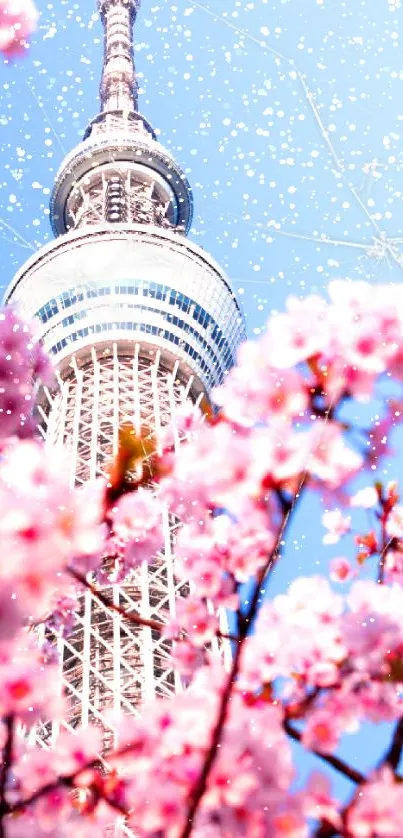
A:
67;567;239;643
311;714;403;838
377;527;394;584
313;820;341;838
283;719;365;785
68;567;168;633
381;715;403;770
179;636;244;838
0;716;14;836
6;770;128;821
178;483;306;838
5;739;140;818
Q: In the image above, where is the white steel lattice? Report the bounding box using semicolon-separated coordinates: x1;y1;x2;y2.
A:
34;346;215;837
6;1;241;832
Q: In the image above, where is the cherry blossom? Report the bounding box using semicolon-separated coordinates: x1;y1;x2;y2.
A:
0;309;52;440
350;486;379;508
329;556;354;582
302;708;342;754
303;773;341;832
0;0;38;57
0;635;63;723
109;487;164;569
173;505;275;609
347;768;403;838
2;282;403;834
163;596;219;646
107;665;302;837
322;508;351;544
214;342;308;427
0;439;104;622
385;503;403;538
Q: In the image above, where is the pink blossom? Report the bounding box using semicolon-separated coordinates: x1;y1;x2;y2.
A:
347;768;403;837
214;342;308;426
329;556;353;582
0;440;104;619
159;401;205;453
108;665;298;837
0;635;63;723
350;486;379;508
322;508;351;544
45;592;78;638
110;487;164;568
306;421;363;490
0;0;38;57
302;709;341;753
384;548;403;584
5;808;110;837
303;773;342;831
265;293;330;369
385;504;403;538
52;728;103;776
174;506;275;604
170;639;205;677
0;309;52;439
164;596;219;646
240;577;345;694
0;583;24;641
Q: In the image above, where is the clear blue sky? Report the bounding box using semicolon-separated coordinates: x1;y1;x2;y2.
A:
1;0;403;812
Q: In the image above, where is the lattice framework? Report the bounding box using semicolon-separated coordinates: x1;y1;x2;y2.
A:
35;348;211;758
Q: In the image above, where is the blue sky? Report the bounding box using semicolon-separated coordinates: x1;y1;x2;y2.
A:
2;0;403;814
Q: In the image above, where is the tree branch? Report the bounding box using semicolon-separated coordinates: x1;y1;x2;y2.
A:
178;482;305;838
68;567;165;633
283;718;365;785
380;715;403;770
67;568;240;644
0;716;14;837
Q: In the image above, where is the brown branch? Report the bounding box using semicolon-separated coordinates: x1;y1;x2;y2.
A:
380;715;403;771
178;480;305;838
6;738;142;818
179;638;243;838
68;567;164;632
377;532;394;584
283;719;365;785
0;716;14;837
68;568;240;645
313;821;341;838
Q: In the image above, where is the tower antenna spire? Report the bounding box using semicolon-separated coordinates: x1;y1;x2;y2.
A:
98;0;141;115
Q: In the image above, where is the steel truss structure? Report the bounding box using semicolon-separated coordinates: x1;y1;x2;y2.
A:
5;2;245;833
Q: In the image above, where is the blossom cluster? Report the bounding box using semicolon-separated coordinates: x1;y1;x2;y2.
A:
242;577;403;752
0;438;104;634
0;0;38;57
0;308;52;440
2;282;403;835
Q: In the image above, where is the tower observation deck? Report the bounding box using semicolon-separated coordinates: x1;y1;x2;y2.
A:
4;0;246;783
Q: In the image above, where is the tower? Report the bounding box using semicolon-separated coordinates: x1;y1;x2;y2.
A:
4;0;245;754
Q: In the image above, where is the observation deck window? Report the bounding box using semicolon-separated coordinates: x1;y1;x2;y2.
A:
48;321;219;382
36;279;240;369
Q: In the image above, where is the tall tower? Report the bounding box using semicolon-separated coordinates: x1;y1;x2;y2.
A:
4;0;245;751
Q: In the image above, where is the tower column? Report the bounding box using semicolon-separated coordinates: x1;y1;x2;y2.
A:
98;0;140;113
4;0;246;797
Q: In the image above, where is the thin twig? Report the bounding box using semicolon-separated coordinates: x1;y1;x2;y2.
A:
68;568;240;644
68;567;164;632
0;716;14;837
377;528;394;584
179;639;243;838
178;482;304;838
380;715;403;771
6;738;142;817
283;719;365;785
